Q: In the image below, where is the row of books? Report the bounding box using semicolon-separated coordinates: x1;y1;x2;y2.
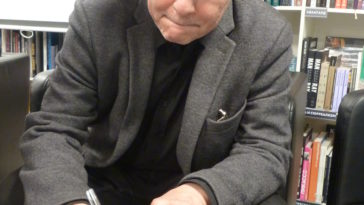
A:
264;0;303;6
301;36;364;112
296;126;335;205
0;30;64;77
264;0;364;8
307;0;364;9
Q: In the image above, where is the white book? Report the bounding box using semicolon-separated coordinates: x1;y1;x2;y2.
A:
354;51;362;90
1;30;6;54
43;32;47;72
311;0;317;7
315;136;334;203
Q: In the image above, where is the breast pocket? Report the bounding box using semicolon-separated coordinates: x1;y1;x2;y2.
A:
192;100;247;171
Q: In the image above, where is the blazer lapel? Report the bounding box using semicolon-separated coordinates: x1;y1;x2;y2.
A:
112;4;160;161
177;3;236;174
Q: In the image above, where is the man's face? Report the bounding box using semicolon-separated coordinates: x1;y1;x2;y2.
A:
147;0;230;45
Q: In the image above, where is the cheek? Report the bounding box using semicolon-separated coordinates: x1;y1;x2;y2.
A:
197;4;226;28
148;0;173;16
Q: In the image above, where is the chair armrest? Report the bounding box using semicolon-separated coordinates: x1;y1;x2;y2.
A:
30;70;54;112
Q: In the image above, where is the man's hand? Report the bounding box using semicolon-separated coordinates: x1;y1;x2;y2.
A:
151;183;210;205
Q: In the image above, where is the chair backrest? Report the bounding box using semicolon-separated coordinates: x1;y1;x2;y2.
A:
328;89;364;205
0;54;29;180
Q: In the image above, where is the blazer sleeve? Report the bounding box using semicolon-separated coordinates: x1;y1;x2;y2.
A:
180;22;293;205
19;1;98;204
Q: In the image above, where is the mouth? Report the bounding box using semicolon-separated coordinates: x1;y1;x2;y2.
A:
163;15;199;27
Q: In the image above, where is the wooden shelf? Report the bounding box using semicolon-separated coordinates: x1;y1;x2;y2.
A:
305;108;337;121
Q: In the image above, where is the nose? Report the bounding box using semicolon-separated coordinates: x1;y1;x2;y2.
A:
173;0;196;16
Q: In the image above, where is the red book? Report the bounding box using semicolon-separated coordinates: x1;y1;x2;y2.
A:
335;0;343;7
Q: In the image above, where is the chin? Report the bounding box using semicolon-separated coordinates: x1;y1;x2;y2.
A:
161;32;195;45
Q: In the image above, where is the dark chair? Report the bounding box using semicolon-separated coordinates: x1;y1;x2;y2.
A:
0;54;30;205
327;89;364;205
0;70;308;205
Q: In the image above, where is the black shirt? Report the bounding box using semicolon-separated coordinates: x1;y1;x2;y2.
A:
117;40;204;198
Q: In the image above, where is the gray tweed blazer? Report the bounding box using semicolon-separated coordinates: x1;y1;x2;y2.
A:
20;0;293;204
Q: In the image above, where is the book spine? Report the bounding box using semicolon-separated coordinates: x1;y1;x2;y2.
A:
347;0;355;8
272;0;280;6
339;68;350;105
300;143;313;200
354;0;359;8
335;0;342;7
297;127;313;198
308;134;326;202
306;50;316;108
35;32;43;75
309;51;323;108
354;52;362;90
316;62;330;109
311;0;317;7
47;32;52;69
315;138;333;203
341;0;348;8
322;150;333;203
332;68;343;112
358;0;363;8
324;65;336;109
42;32;48;72
301;38;310;73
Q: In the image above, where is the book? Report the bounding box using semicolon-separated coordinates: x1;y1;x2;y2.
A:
315;136;334;203
308;131;327;202
311;0;317;7
0;30;2;56
331;68;344;112
306;49;317;108
35;32;43;75
322;146;333;203
301;37;318;73
297;126;314;198
325;36;364;49
42;32;47;72
358;0;363;8
354;51;363;90
347;0;355;8
316;60;330;109
299;140;313;201
323;60;336;110
308;50;329;108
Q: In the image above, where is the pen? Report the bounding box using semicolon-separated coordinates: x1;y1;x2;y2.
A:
86;188;101;205
217;109;227;122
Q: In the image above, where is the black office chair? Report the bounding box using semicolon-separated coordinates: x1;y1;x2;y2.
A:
0;70;307;205
327;89;364;205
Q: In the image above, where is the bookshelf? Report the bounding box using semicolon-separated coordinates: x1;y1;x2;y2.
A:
274;1;364;205
0;0;74;77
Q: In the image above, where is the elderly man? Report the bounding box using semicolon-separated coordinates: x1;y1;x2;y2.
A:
19;0;293;204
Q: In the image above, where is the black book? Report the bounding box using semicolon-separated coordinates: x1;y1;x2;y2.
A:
307;49;329;108
300;37;318;73
306;49;317;108
322;148;333;203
